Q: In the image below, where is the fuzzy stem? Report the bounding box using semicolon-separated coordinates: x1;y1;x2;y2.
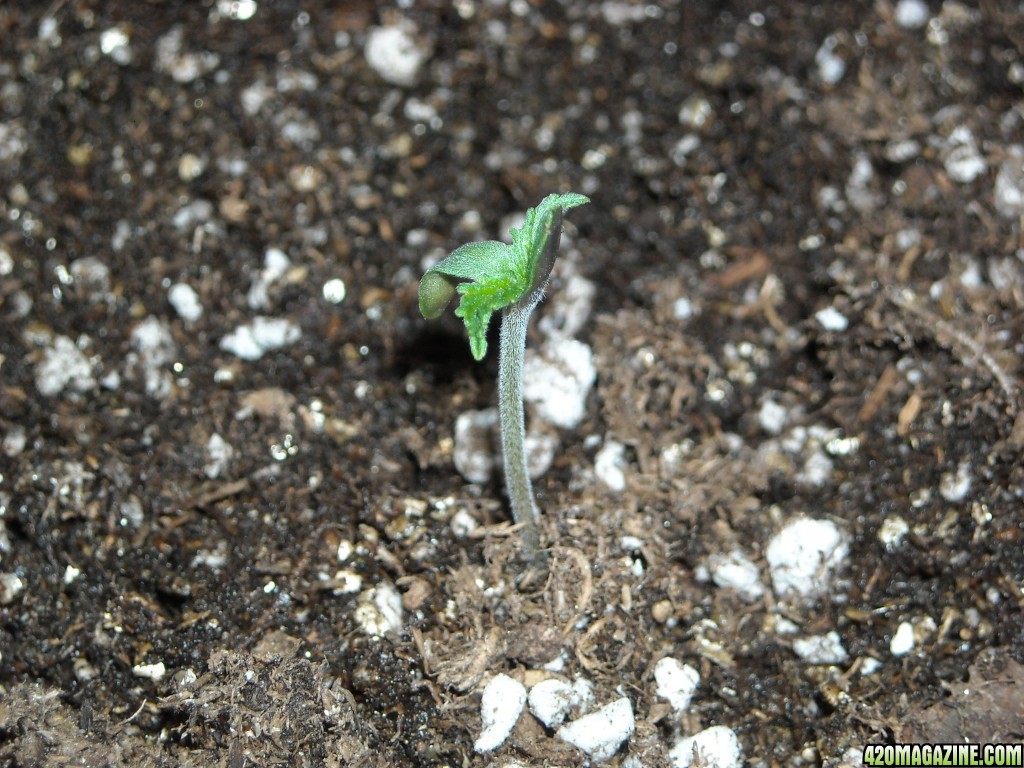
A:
496;210;565;559
498;297;542;557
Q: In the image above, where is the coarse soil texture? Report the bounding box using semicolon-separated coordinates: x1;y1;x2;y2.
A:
1;1;1023;766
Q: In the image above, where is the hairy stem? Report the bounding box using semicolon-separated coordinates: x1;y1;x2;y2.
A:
498;294;544;558
495;208;569;561
496;208;566;559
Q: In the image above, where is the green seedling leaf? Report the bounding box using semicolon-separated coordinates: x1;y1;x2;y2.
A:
510;192;590;284
419;193;589;360
453;267;525;360
419;240;518;352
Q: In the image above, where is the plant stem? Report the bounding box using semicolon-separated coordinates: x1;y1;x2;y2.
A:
498;298;542;557
496;208;564;559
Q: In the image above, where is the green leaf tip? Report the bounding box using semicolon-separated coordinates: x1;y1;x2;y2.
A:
419;192;589;360
510;193;589;264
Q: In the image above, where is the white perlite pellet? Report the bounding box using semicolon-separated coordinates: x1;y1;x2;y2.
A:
670;725;743;768
452;409;498;483
219;316;301;360
528;677;594;729
766;517;848;603
654;657;700;713
757;397;788;435
894;0;929;28
890;621;915;656
132;661;167;681
594;440;628;491
556;697;634;762
364;23;428;87
353;582;403;637
792;631;848;665
474;674;526;753
707;548;765;603
35;335;96;396
168;282;203;322
815;306;849;332
522;337;596;430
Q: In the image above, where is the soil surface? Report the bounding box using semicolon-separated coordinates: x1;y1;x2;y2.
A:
2;1;1023;766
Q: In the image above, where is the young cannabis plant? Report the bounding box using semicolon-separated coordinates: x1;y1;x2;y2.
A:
419;192;589;557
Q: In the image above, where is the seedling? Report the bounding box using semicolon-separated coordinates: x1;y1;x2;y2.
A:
419;192;589;557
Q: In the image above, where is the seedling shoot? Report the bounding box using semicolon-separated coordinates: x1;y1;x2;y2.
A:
419;193;589;557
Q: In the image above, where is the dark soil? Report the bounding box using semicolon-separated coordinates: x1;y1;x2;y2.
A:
1;1;1023;766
